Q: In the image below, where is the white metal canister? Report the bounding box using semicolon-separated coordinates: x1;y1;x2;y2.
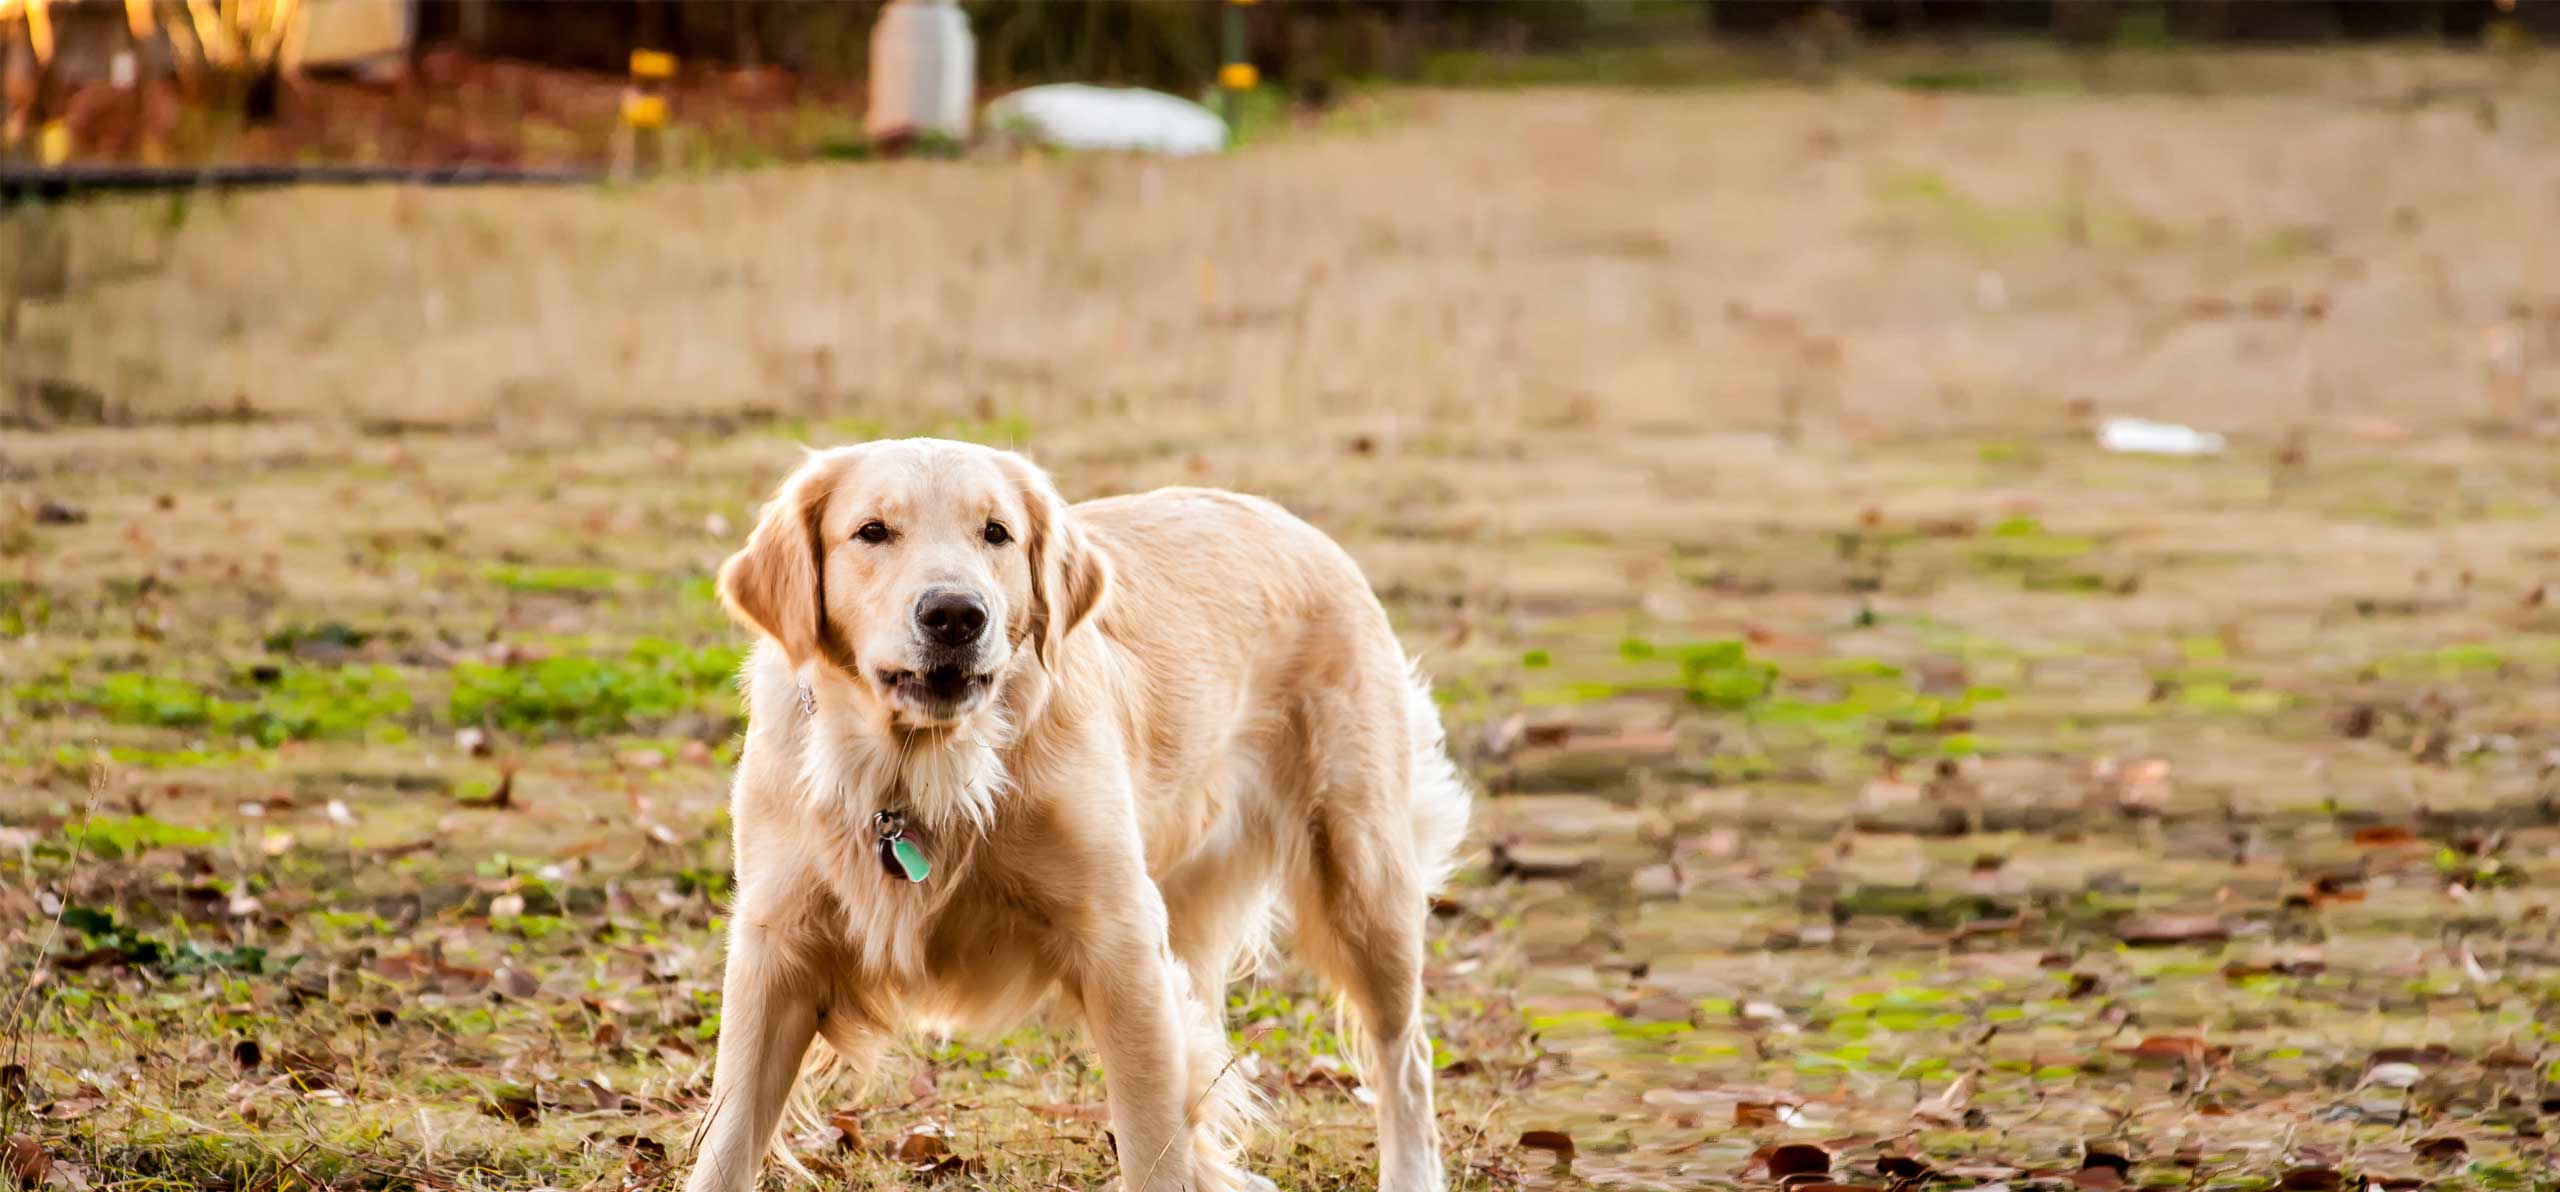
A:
867;0;975;144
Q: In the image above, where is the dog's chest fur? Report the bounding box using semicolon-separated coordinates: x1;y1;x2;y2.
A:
774;682;1061;1026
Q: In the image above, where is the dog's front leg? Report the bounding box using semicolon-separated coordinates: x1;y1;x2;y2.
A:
1075;889;1199;1192
683;920;819;1192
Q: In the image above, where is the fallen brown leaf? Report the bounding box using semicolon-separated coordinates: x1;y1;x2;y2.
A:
481;1087;541;1125
495;966;539;999
1518;1129;1575;1165
1489;841;1590;881
2413;1136;2467;1164
1767;1142;1832;1180
1558;727;1679;756
891;1126;953;1164
2079;1145;2134;1188
2112;1035;2229;1064
2115;913;2230;946
1029;1101;1110;1125
5;1136;49;1184
1911;1071;1977;1124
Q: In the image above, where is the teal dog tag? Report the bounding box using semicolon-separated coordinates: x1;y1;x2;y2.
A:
889;835;931;883
873;810;929;884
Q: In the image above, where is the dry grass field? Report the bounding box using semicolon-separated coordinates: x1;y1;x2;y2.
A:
5;46;2560;1191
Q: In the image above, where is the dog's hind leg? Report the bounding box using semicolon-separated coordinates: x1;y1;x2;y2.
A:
1166;877;1281;1191
1280;666;1467;1192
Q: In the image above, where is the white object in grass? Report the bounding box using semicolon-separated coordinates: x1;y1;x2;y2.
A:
2099;417;2225;456
984;84;1228;156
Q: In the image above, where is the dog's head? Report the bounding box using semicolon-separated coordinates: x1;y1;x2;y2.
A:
717;439;1110;730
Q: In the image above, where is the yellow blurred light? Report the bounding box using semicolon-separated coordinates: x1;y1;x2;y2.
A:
1219;62;1258;91
630;48;676;80
622;93;667;129
125;0;156;38
39;118;67;165
27;0;54;65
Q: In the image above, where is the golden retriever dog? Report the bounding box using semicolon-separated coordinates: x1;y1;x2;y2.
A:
682;438;1471;1192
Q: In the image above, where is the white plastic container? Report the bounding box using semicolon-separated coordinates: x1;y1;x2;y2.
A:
868;0;975;144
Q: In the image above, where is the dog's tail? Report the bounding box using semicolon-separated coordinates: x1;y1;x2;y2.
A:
1403;663;1473;897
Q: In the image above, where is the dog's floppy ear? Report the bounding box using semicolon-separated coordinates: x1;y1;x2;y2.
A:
999;452;1111;669
717;454;842;670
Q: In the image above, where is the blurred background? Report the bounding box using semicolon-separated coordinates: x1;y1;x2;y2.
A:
5;2;2560;1189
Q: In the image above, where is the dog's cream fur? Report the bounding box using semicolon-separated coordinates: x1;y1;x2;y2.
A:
683;439;1471;1192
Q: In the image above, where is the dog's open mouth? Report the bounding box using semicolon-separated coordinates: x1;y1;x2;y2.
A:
877;664;991;710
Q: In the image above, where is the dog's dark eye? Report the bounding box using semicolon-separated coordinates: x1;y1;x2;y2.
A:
982;520;1012;546
855;521;891;544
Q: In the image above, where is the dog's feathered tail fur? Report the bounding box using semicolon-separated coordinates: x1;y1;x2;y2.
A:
1403;664;1473;899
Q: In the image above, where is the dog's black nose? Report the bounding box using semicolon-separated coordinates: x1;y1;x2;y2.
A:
915;590;989;649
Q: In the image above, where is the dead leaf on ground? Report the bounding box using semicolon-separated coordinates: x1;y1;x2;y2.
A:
1029;1101;1110;1125
2079;1145;2134;1188
1489;841;1591;881
2283;1167;2345;1192
481;1086;541;1125
1518;1129;1576;1165
2112;1035;2230;1064
2116;758;2174;811
1765;1142;1832;1180
5;1136;49;1184
1911;1071;1977;1124
2115;913;2230;946
616;1133;668;1163
825;1111;867;1151
891;1124;952;1164
1734;1100;1791;1128
918;1154;984;1179
2223;952;2326;980
2413;1136;2467;1163
2286;874;2365;908
495;966;539;999
1558;726;1679;756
